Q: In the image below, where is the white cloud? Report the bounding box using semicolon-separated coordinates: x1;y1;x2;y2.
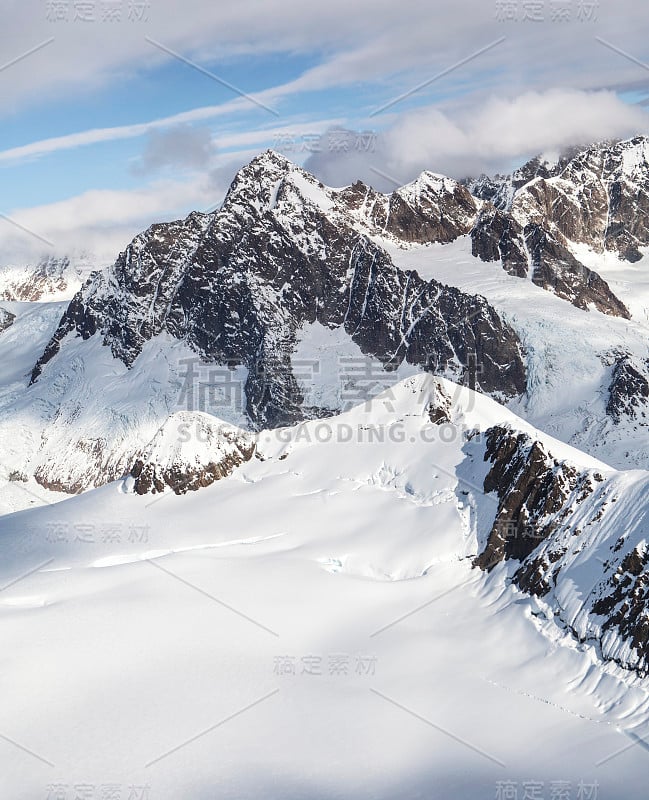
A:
0;103;344;167
304;89;649;187
0;98;252;165
132;124;215;175
2;0;649;122
0;160;245;264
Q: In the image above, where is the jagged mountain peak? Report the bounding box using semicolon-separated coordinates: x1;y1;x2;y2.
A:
566;134;649;173
28;148;526;472
19;141;649;500
395;169;473;211
226;147;296;189
400;169;460;192
465;135;649;314
468;136;649;212
250;147;296;169
511;134;649;262
221;149;333;219
224;154;474;237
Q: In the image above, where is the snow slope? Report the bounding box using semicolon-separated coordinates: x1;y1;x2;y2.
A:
0;376;648;800
0;300;74;513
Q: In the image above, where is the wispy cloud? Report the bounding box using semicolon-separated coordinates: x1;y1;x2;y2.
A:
4;88;648;266
0;85;344;167
0;97;257;166
0;171;222;263
131;125;216;176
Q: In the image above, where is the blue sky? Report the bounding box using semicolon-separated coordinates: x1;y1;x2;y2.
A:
1;0;649;261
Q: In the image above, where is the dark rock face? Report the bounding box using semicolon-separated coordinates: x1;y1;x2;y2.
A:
427;383;452;425
0;307;15;334
469;420;649;675
132;454;250;495
516;176;610;250
31;152;527;428
338;174;478;244
470;211;629;317
471;205;528;277
524;225;630;318
606;355;649;424
470;423;647;673
467;138;649;316
592;546;649;675
606;177;649;262
513;136;649;261
130;443;255;496
474;426;582;572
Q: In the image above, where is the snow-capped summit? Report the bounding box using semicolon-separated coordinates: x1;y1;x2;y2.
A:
1;146;649;799
130;411;256;495
2;370;649;799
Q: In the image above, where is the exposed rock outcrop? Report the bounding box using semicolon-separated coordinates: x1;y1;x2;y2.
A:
524;224;630;317
469;419;649;675
130;412;256;495
474;426;585;571
606;354;649;424
471;205;528;277
340;173;478;244
591;545;649;673
512;136;649;261
0;307;15;334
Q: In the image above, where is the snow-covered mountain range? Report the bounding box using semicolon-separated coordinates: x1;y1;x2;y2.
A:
1;138;649;501
2;137;649;798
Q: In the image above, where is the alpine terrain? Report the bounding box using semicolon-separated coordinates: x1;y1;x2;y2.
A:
1;137;649;799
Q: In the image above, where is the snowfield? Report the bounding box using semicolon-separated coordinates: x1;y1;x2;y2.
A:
0;377;648;799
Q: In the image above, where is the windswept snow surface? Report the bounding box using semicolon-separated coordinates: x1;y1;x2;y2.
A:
0;376;648;800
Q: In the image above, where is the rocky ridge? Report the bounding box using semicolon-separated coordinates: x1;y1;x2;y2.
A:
31;151;526;431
